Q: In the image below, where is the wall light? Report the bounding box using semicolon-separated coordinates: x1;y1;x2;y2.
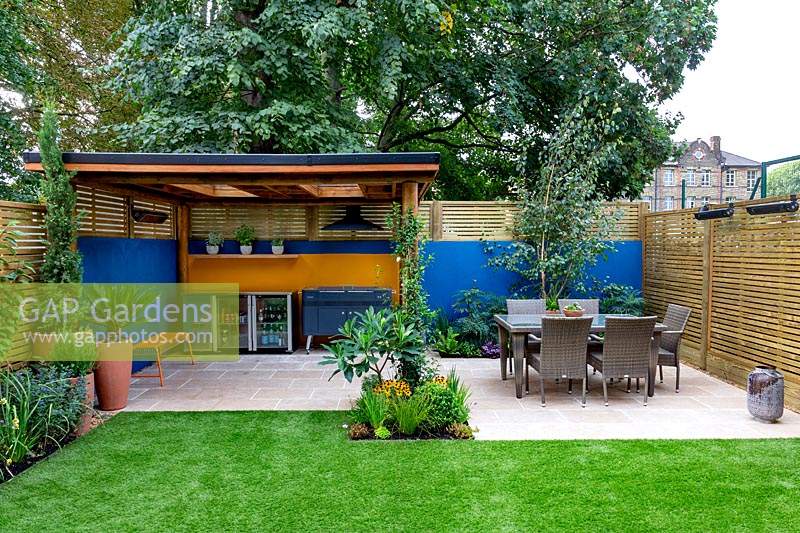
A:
746;195;798;216
131;207;169;224
694;203;734;221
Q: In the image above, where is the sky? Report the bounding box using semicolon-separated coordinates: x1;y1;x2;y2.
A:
663;0;800;162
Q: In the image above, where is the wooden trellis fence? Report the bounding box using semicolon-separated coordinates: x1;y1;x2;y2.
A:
643;195;800;410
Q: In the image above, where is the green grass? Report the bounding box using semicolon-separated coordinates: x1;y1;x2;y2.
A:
1;412;798;532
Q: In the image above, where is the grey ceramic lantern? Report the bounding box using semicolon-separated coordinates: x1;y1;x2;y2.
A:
747;366;784;422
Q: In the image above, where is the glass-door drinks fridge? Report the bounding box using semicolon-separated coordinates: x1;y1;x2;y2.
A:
238;292;293;353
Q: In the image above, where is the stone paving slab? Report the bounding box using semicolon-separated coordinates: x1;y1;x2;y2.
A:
127;351;800;441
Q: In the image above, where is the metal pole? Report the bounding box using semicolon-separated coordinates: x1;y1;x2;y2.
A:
761;162;768;199
681;179;686;208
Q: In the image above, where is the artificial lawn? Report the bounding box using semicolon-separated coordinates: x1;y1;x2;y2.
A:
1;412;798;532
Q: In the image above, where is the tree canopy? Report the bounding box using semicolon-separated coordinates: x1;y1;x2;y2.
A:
767;161;800;196
107;0;717;200
0;0;139;201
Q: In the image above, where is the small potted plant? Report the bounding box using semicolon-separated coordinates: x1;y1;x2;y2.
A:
563;302;584;317
271;238;284;255
545;296;560;315
206;231;223;255
234;224;256;255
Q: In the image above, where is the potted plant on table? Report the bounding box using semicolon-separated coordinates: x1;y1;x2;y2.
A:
545;296;560;315
234;224;255;255
271;238;284;255
562;302;584;317
205;231;223;255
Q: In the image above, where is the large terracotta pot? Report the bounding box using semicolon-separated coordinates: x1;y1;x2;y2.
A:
95;342;133;411
70;372;95;436
747;365;784;422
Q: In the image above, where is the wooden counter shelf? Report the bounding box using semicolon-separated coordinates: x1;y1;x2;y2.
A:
189;254;299;259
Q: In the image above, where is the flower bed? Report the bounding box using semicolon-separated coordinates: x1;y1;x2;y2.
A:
1;364;97;481
347;370;473;440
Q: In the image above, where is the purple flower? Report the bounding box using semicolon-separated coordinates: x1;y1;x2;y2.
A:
481;341;501;358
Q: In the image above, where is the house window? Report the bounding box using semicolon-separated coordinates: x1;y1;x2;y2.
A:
663;196;674;210
726;196;736;203
663;169;675;186
700;169;711;187
687;196;696;208
747;170;758;190
641;196;653;211
702;196;711;206
725;169;736;187
685;169;696;186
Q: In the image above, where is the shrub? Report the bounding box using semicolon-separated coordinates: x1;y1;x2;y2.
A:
417;382;464;432
445;368;471;424
481;341;501;358
451;288;505;346
445;423;474;440
1;367;85;477
348;423;372;440
374;425;391;440
233;224;256;246
321;307;434;387
205;231;224;247
373;379;411;399
432;327;460;356
600;284;644;316
354;388;389;430
390;394;429;436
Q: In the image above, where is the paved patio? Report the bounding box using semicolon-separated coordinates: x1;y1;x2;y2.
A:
127;350;800;440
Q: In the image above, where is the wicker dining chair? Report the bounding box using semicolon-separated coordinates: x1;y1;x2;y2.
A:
526;316;593;407
658;304;691;392
505;299;546;374
587;316;657;406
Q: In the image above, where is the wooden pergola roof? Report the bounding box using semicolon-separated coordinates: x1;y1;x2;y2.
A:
23;152;440;205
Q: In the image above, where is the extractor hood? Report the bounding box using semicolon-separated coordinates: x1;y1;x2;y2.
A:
321;206;383;231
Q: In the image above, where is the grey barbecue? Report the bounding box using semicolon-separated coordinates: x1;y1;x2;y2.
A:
302;286;392;352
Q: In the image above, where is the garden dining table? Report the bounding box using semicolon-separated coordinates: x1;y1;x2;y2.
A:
493;314;669;399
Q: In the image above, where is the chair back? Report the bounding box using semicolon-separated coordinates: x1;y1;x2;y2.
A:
601;316;657;378
558;299;599;315
661;304;691;353
507;299;545;315
538;316;593;379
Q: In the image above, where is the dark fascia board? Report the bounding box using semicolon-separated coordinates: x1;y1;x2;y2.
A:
22;151;440;166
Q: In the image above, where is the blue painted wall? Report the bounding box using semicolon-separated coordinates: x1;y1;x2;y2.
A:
79;237;178;283
422;240;642;315
79;237;178;371
189;239;392;255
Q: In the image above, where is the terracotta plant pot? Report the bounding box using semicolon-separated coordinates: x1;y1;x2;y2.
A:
563;309;584;317
206;244;219;255
240;244;253;255
95;342;133;411
70;372;95;436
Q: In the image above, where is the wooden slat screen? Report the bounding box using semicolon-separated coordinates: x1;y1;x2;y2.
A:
132;199;176;239
707;197;800;409
643;195;800;410
0;200;46;277
190;205;308;240
76;186;128;237
642;208;705;365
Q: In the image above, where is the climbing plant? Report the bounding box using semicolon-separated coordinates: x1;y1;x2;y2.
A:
386;203;433;330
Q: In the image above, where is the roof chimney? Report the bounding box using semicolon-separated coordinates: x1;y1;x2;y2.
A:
710;136;721;159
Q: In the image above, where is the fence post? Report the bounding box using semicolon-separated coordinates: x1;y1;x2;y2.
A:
699;219;714;370
430;200;443;241
305;206;319;240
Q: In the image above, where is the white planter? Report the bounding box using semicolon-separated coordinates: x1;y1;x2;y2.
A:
206;245;219;255
272;245;284;255
240;245;253;255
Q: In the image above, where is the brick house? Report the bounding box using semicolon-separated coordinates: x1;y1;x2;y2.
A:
641;136;760;212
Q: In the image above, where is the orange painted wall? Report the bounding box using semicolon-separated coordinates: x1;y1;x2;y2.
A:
187;254;399;295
